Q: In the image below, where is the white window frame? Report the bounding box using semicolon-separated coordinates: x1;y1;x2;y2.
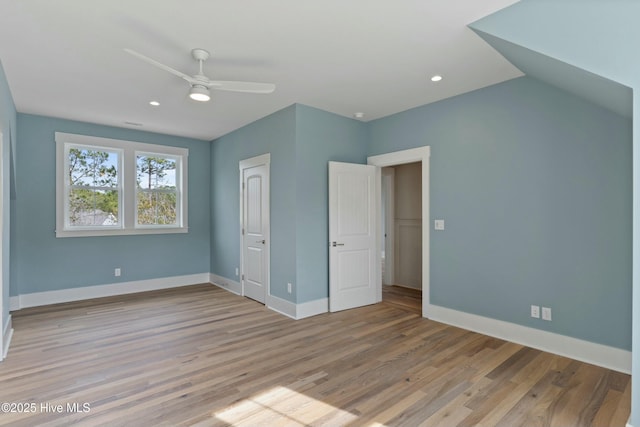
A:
56;132;189;238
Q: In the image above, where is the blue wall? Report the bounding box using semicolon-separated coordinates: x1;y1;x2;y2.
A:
369;76;632;350
295;105;367;302
210;105;297;301
470;2;640;423
210;104;367;303
12;114;210;295
0;60;16;339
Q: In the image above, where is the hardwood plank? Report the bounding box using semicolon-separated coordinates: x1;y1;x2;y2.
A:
548;364;618;427
0;284;630;427
610;380;633;427
592;389;626;427
493;370;565;427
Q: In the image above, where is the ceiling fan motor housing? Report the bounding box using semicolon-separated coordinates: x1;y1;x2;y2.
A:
191;48;210;62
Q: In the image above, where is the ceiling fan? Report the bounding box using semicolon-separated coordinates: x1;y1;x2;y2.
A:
124;48;276;102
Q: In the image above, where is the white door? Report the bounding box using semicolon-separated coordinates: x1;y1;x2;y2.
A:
240;154;270;304
329;161;379;312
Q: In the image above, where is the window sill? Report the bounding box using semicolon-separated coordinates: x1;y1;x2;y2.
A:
55;227;189;238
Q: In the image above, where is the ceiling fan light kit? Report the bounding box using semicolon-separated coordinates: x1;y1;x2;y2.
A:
125;47;276;103
189;85;211;102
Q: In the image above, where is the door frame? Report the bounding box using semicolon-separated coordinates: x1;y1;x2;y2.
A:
381;167;395;286
368;146;431;317
239;153;271;302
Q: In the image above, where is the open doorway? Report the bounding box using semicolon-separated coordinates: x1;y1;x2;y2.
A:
381;162;422;315
368;146;430;317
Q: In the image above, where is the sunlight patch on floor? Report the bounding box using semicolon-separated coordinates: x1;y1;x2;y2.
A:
215;385;361;426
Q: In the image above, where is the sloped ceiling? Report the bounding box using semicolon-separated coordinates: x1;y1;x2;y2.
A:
471;28;632;118
469;0;635;121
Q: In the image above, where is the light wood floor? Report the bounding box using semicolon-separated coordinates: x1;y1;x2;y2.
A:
0;284;630;426
382;285;422;315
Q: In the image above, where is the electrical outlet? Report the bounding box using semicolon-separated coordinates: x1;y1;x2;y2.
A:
287;282;292;294
530;305;540;318
434;219;445;230
542;307;552;321
114;268;121;277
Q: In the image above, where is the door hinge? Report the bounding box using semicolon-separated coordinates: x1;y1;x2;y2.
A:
241;274;245;280
242;182;245;189
242;228;245;235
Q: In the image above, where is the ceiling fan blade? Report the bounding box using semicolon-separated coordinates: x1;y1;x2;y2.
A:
124;48;194;83
207;80;276;94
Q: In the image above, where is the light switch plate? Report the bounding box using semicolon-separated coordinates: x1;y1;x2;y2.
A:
434;219;445;230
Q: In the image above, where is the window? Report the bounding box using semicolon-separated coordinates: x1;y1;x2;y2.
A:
136;153;180;226
56;133;188;237
66;145;122;229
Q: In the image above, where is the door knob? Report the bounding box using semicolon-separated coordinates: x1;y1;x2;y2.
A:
256;240;265;244
331;241;345;247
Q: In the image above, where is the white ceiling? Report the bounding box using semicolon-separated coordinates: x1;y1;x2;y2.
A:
0;0;522;141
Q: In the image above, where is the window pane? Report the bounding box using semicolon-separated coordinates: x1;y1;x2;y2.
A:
68;189;119;226
137;191;177;225
136;155;176;190
69;148;118;187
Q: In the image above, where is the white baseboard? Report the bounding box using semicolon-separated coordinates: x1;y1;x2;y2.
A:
209;273;241;295
296;298;328;319
266;295;328;320
210;274;328;320
10;273;210;310
208;274;298;319
209;273;298;319
2;314;13;360
267;294;297;319
427;304;631;374
9;296;19;312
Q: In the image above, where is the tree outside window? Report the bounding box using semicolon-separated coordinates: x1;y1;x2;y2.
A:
67;147;119;227
136;155;178;226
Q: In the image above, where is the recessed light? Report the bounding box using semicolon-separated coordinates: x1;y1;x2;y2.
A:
149;101;160;106
431;75;443;82
354;112;365;119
